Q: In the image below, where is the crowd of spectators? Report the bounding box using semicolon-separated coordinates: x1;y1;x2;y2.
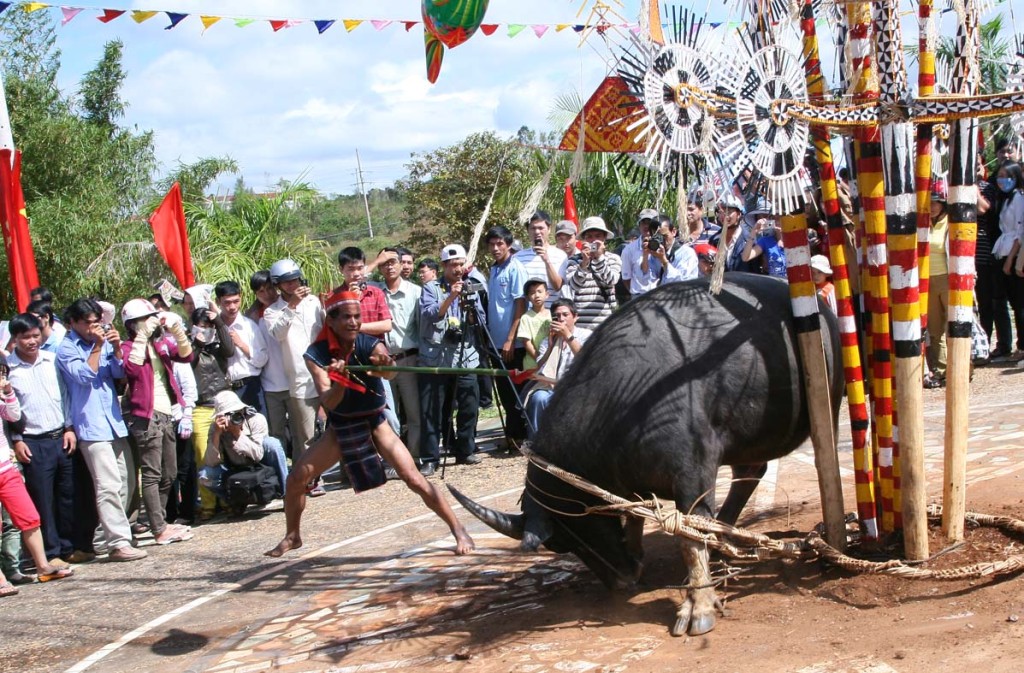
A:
1;134;1022;596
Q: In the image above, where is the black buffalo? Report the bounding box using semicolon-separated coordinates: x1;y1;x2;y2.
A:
451;274;843;636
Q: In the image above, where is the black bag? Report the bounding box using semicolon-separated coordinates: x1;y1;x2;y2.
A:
225;464;280;508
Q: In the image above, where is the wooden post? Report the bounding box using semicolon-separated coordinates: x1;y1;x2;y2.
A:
943;338;971;540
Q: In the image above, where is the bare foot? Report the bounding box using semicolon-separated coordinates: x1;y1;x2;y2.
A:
454;529;475;555
265;534;302;558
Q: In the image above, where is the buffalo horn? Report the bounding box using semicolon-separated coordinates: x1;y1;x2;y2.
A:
447;484;525;540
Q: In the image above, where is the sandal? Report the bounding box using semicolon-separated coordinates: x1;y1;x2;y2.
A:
155;525;195;545
38;567;74;582
0;581;19;597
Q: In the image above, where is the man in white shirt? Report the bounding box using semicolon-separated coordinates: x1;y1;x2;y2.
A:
215;280;269;410
7;313;76;564
262;260;324;478
377;247;423;460
513;211;567;308
246;271;291;448
620;208;663;297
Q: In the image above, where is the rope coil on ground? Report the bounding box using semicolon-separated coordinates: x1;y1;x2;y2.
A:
521;447;1024;582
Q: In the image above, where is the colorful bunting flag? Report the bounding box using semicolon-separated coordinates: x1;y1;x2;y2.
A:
370;19;391;31
508;24;525;38
532;25;548;38
97;8;124;23
200;15;220;31
403;20;417;32
479;23;497;36
165;12;187;29
572;25;585;32
234;18;253;27
131;10;156;23
0;3;10;17
555;24;570;32
61;7;82;25
24;3;49;13
343;19;362;32
269;20;299;32
314;19;335;34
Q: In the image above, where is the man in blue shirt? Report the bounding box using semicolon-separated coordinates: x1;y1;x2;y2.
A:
485;226;529;448
56;298;147;562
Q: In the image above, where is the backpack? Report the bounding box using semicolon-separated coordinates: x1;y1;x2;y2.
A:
225;464;280;508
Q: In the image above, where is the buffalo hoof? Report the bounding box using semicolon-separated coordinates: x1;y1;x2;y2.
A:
671;598;717;637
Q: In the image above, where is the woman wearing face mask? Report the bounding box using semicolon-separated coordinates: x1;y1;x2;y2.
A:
188;306;236;520
990;162;1024;359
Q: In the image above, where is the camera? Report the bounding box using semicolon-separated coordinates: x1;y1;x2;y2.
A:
100;323;113;333
533;237;544;249
647;233;665;252
299;277;309;288
590;242;599;253
460;279;485;297
229;411;247;426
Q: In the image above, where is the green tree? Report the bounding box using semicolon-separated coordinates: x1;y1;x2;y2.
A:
79;39;126;135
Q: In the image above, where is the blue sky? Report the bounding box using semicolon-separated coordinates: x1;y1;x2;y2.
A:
37;1;1020;196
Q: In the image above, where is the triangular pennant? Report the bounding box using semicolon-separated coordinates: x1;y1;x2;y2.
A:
314;19;335;34
630;25;640;35
371;19;392;31
165;12;188;29
0;3;10;17
343;19;363;32
61;7;83;25
572;25;585;33
200;15;221;31
596;24;608;35
532;24;548;38
131;10;157;23
555;24;570;32
508;24;526;37
480;24;498;36
24;2;49;12
269;20;288;32
235;18;254;27
97;9;125;23
403;20;417;31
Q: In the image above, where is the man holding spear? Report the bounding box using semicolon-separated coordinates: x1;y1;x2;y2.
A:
264;289;474;558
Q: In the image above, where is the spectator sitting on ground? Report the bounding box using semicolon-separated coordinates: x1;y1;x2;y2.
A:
0;365;74;594
563;216;622;330
25;300;66;353
524;299;591;440
649;214;699;284
514;210;568;307
198;390;288;515
517;278;551;371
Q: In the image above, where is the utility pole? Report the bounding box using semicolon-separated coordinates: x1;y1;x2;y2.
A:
355;148;373;239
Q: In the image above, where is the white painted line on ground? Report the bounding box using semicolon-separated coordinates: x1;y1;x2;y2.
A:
64;487;524;673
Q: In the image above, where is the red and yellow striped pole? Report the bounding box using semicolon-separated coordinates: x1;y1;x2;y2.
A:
800;0;877;540
843;0;898;536
916;0;936;332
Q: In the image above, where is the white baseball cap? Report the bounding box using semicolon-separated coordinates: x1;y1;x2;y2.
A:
440;244;468;262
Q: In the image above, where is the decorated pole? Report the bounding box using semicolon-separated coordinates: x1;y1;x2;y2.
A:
872;0;928;559
915;0;936;342
843;0;898;535
800;0;877;540
942;1;981;542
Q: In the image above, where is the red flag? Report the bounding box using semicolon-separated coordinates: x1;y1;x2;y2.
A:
0;150;41;312
564;179;578;226
149;183;195;288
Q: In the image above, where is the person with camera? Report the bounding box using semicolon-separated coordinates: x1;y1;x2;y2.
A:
740;205;787;278
417;244;486;474
266;289;475;558
56;298;146;562
563;216;622;330
709;194;756;273
215;281;269;410
524;299;592;439
120;298;195;545
263;259;325;495
620;208;663;298
338;247;392;338
648;215;699;284
198;390;288;515
513;211;567;307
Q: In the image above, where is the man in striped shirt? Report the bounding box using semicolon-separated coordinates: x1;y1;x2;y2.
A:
562;216;622;330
